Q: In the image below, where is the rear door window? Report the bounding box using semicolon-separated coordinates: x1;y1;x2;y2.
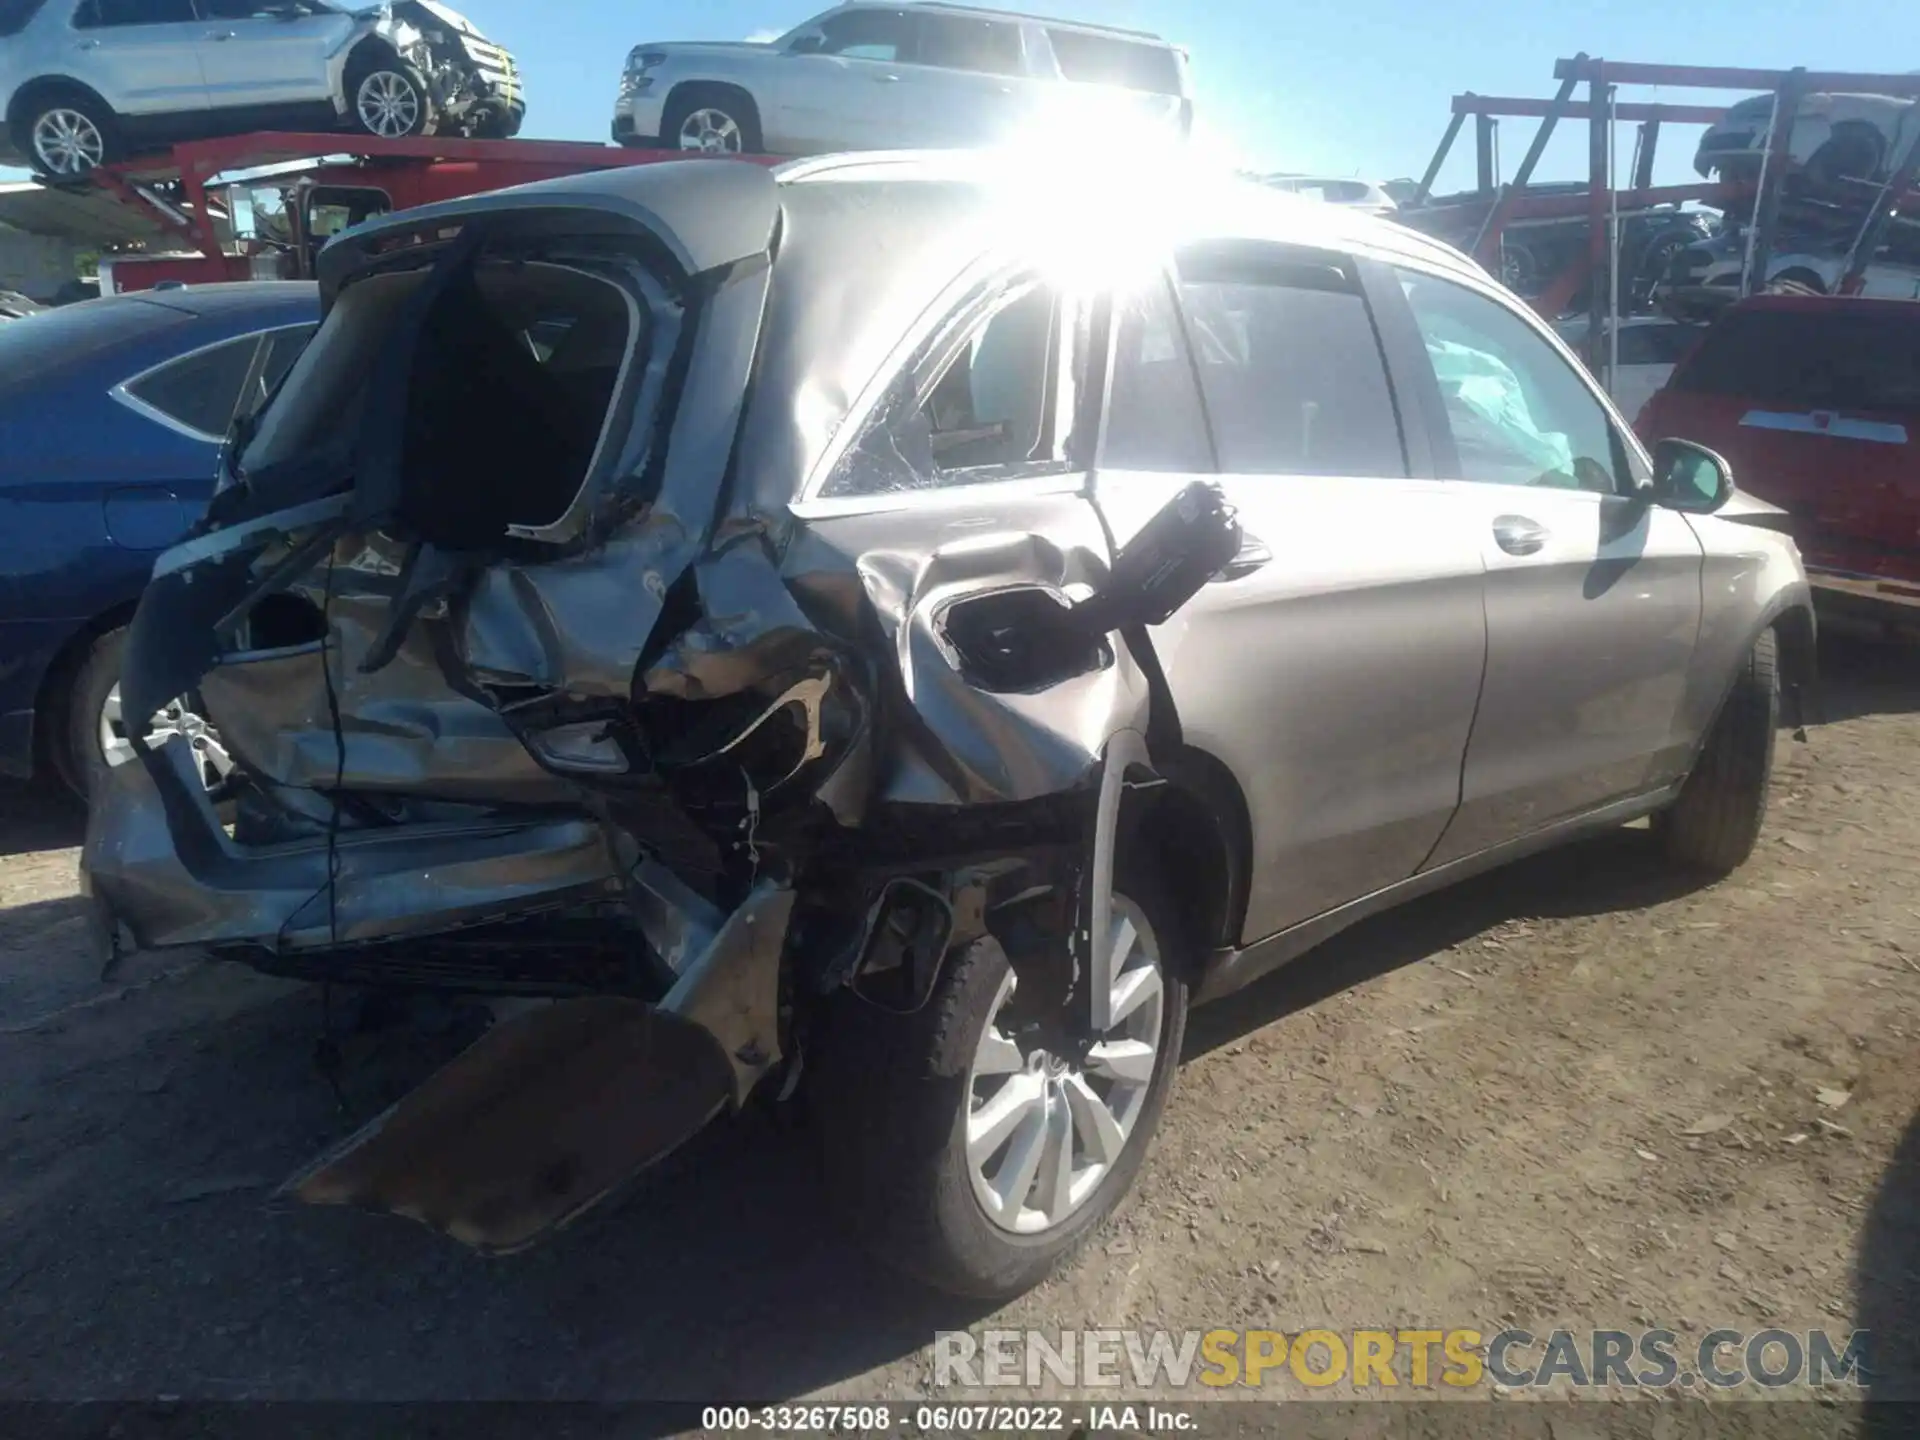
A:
1044;29;1181;95
915;13;1024;75
122;333;263;441
1176;246;1408;478
815;7;913;61
77;0;197;25
1672;308;1920;412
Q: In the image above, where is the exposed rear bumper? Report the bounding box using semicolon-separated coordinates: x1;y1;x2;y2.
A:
82;736;621;957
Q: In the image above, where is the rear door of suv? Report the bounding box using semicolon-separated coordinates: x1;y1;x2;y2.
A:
69;0;209;118
1639;298;1920;588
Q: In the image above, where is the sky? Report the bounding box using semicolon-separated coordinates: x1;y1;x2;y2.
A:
4;0;1918;191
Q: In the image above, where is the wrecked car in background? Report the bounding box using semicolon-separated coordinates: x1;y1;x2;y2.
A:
84;153;1815;1299
1695;90;1920;193
1;0;523;179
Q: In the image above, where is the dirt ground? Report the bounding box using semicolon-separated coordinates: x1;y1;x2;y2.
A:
2;637;1917;1409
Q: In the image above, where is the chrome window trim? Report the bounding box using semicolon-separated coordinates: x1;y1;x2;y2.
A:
109;323;312;446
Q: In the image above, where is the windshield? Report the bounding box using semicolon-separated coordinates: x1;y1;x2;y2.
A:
1674;307;1920;413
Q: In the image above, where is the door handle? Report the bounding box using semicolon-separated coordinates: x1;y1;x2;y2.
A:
1492;515;1549;556
209;29;237;39
75;37;99;49
1212;535;1272;582
873;72;902;82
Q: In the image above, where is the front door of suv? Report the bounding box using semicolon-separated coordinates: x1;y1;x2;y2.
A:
1090;244;1488;944
195;0;344;113
771;6;923;152
1384;264;1706;866
896;11;1032;148
69;0;209;120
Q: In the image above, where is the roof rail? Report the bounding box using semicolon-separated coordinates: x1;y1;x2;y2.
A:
911;1;1166;42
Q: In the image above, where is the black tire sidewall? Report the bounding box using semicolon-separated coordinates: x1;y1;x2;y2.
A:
62;627;126;802
348;60;431;139
662;89;762;154
23;94;118;178
814;861;1190;1299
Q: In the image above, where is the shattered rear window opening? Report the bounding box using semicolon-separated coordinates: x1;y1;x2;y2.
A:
239;251;653;550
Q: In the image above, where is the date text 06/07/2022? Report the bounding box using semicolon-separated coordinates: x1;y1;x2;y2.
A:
699;1405;1199;1433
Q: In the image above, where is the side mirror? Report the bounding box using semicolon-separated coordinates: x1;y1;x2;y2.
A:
1650;437;1735;514
787;32;824;54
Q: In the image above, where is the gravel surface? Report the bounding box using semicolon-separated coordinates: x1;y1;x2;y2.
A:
2;638;1916;1405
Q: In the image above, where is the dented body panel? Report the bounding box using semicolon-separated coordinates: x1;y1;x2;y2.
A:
80;154;1813;1256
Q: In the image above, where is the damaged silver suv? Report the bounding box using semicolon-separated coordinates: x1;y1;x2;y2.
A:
83;153;1815;1298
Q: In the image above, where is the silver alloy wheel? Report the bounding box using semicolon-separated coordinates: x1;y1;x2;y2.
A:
32;108;105;176
99;684;233;790
965;895;1166;1235
357;70;422;138
677;108;743;154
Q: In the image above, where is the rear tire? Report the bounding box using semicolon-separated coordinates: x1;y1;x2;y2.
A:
1658;629;1779;875
812;861;1189;1299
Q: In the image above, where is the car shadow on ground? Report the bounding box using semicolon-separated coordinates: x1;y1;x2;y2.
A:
1859;1104;1920;1417
1183;826;1700;1059
0;780;83;860
1811;633;1920;727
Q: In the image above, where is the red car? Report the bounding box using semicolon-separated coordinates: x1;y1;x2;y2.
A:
1637;295;1920;619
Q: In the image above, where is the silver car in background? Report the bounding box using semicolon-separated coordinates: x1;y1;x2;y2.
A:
84;153;1813;1301
1258;173;1398;218
611;2;1192;155
1;0;523;178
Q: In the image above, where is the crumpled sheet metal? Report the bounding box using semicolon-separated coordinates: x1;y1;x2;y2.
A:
454;253;774;706
202;585;568;805
783;523;1151;810
284;880;795;1252
83;737;619;953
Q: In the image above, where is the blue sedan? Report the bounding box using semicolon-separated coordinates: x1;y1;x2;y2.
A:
0;282;320;798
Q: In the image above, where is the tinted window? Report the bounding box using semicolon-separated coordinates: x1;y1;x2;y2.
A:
1044;30;1181;95
125;334;261;439
1177;253;1407;478
243;323;317;417
1672;307;1920;412
1104;277;1212;472
0;299;186;395
0;0;49;37
78;0;197;25
916;14;1023;75
1398;268;1621;493
817;7;912;61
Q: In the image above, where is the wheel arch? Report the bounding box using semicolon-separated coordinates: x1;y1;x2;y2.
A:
662;80;762;130
6;76;115;137
1122;744;1254;966
30;600;137;780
